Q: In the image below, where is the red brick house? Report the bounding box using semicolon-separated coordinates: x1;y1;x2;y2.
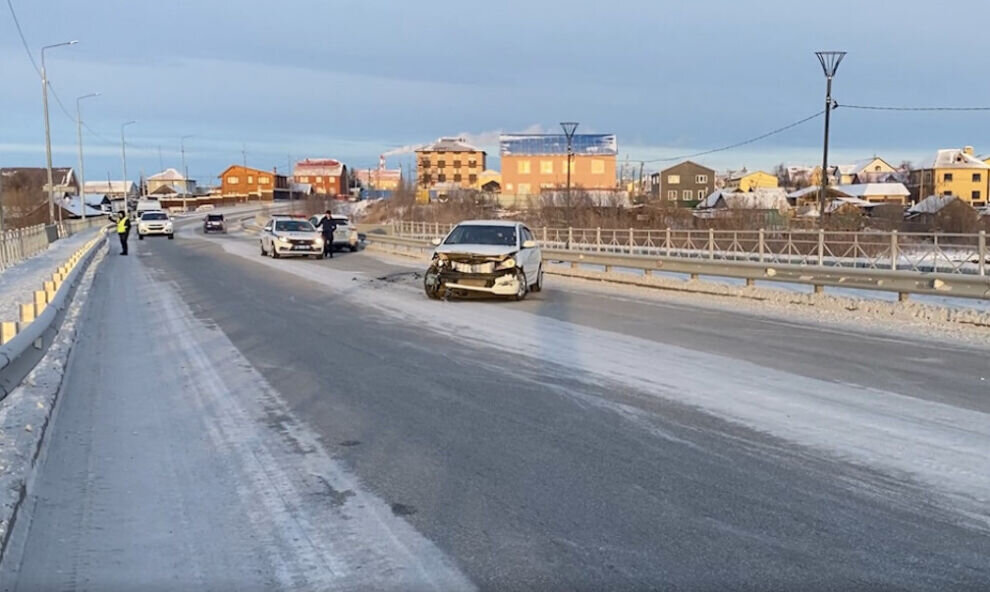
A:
218;165;289;200
293;159;349;198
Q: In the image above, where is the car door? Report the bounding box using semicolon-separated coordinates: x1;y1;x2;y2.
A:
263;220;274;250
518;225;539;279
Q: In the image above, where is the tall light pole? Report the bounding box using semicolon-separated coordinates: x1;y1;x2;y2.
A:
76;93;99;222
121;120;136;216
180;134;195;192
560;121;578;207
41;40;79;225
815;51;845;223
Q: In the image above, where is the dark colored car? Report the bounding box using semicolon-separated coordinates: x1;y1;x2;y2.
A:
203;213;226;234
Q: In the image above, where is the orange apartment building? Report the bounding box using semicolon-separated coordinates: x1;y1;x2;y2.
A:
293;158;349;197
415;138;486;190
499;133;618;196
218;165;289;200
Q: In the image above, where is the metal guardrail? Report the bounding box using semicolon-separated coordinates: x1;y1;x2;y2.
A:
389;222;988;277
0;217;107;272
364;233;990;300
0;229;106;399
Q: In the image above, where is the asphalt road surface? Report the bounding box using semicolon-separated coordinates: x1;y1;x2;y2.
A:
2;220;988;591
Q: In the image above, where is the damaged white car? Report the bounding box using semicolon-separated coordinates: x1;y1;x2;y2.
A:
424;220;543;300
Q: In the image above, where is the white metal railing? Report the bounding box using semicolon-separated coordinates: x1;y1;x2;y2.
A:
392;221;988;277
0;218;107;273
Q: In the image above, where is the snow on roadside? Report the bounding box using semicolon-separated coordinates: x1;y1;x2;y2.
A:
0;229;101;325
198;233;990;527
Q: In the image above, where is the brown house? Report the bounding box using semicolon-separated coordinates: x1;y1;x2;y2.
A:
416;138;486;190
218;165;289;200
0;167;78;227
651;161;714;206
293;158;348;197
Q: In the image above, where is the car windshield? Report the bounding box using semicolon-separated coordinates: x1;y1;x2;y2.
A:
444;225;516;246
207;214;223;221
142;212;167;220
274;220;314;232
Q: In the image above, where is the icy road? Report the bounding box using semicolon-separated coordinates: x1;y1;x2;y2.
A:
1;216;989;591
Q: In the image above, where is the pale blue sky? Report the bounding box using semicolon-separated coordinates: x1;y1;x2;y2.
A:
2;0;989;184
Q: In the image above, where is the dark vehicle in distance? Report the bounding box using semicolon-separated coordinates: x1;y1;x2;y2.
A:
203;213;226;234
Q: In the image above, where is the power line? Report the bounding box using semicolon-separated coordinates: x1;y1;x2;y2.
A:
6;0;38;73
639;110;826;163
841;104;990;112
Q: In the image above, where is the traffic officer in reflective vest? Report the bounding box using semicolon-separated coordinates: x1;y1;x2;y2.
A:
116;212;131;255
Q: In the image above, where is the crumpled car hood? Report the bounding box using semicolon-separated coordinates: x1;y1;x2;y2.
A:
434;244;516;259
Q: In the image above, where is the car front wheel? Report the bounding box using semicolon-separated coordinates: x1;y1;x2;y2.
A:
531;265;543;292
512;269;528;301
260;241;266;256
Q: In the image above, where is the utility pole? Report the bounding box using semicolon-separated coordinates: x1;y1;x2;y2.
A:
180;135;195;196
242;144;247;168
41;40;79;225
815;51;846;224
121;121;136;216
76;93;99;222
560;122;578;207
158;145;164;172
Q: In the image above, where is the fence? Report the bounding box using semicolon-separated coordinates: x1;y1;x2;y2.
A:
390;221;988;277
0;217;107;272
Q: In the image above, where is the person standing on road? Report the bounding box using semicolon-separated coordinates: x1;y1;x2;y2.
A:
314;210;337;259
116;212;131;255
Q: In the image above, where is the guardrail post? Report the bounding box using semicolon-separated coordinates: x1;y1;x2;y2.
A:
0;321;16;345
596;227;602;252
708;228;715;260
434;222;440;237
665;228;671;257
758;228;765;263
628;228;634;254
817;229;825;266
542;227;547;243
978;230;986;276
890;230;898;271
567;227;573;250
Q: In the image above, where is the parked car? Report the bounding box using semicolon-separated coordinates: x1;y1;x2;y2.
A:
203;213;226;234
308;214;360;252
196;204;215;212
424;220;542;300
259;215;323;259
137;211;174;240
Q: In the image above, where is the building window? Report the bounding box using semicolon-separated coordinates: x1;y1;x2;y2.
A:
972;190;981;200
698;189;705;199
667;174;680;184
506;183;513;191
973;173;982;182
591;159;605;174
422;174;432;183
227;176;239;184
943;190;953;196
540;160;554;174
299;176;308;182
420;159;430;168
438;160;446;169
517;160;531;174
518;183;531;194
247;175;254;184
468;159;478;168
540;183;554;189
667;190;677;200
438;173;446;182
695;174;708;183
260;176;270;184
682;190;692;200
453;173;462;182
944;173;953;182
453;160;461;168
469;174;477;184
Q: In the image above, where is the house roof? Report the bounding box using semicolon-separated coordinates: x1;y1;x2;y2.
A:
698;188;790;210
833;183;910;198
149;183;184;195
294;158;345;176
727;169;772;181
826;197;877;213
59;196;105;217
659;160;714;174
83;180;135;194
1;167;76;190
419;137;484;153
82;193;111;206
907;194;959;215
499;134;617;156
148;168;188;181
919;149;990;170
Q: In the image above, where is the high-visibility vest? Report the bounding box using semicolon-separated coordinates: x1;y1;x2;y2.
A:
117;216;128;234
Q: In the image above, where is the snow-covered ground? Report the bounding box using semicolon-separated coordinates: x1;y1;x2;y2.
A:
0;228;101;325
193;229;990;528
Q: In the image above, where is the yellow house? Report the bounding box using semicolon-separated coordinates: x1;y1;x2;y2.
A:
834;157;897;184
909;146;989;208
475;169;502;191
726;170;778;192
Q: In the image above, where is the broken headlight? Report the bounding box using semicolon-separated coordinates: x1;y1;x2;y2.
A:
496;257;517;270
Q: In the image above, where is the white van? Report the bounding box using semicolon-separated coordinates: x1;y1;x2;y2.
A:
135;199;163;217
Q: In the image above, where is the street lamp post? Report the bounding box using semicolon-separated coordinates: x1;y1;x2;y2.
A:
815;51;846;223
560;122;578;207
181;134;195;211
76;93;99;223
121;121;136;216
41;40;79;225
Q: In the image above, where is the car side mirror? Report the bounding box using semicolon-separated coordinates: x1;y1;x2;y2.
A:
430;237;442;246
522;240;537;249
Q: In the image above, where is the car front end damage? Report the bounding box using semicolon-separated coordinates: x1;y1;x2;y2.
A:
424;252;525;299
